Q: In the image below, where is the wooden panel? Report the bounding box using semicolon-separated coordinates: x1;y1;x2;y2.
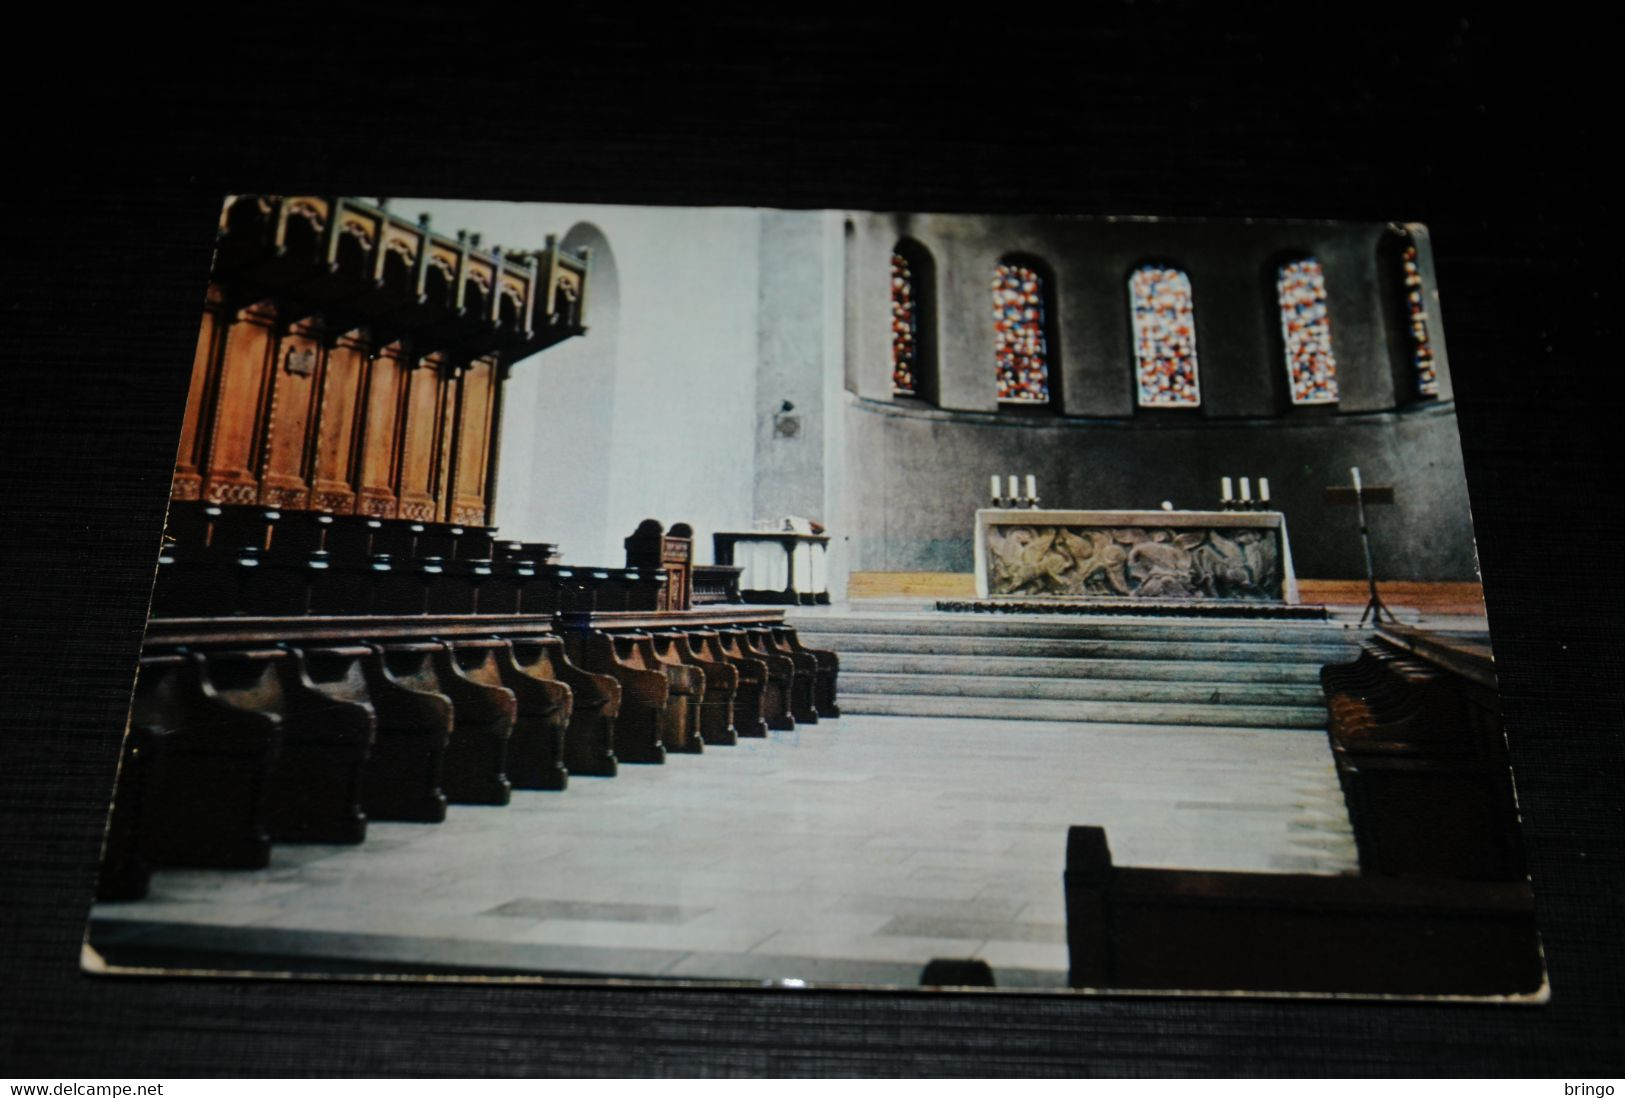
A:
396;351;447;523
356;342;408;518
171;284;227;501
201;299;277;506
1298;579;1487;615
448;357;497;527
308;328;369;514
258;319;324;509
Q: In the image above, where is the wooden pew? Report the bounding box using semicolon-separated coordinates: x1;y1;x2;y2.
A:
257;645;376;845
694;629;767;738
357;643;456;823
1337;754;1526;880
718;627;791;731
660;630;739;746
739;627;801;729
1063;825;1544;997
759;626;819;724
426;557;491;616
1320;630;1521;881
614;632;702;754
641;632;709;753
118;652;282;869
435;640;519;805
775;626;840;719
308;554;390;615
508;635;620;778
483;639;573;791
565;629;668;764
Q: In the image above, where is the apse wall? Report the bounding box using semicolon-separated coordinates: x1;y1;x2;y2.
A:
411;200;767;567
839;212;1478;581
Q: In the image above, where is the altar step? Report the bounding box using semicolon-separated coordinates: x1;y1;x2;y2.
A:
791;612;1363;729
840;670;1324;708
804;631;1356;666
839;693;1329;730
838;651;1326;685
796;615;1350;644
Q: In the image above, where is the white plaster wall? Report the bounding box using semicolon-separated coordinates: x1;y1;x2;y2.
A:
408;200;765;566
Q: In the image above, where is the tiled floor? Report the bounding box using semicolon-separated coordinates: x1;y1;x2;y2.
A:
89;713;1356;988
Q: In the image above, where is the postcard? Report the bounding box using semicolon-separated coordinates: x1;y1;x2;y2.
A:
82;195;1544;1000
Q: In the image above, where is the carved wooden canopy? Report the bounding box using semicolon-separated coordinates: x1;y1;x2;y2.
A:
172;197;591;526
214;195;590;361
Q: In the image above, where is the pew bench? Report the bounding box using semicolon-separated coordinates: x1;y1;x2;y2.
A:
1063;825;1543;997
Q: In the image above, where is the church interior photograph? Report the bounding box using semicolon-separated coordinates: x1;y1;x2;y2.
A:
81;193;1543;999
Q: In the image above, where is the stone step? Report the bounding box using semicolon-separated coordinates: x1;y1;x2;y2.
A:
840;671;1326;708
792;615;1360;646
838;692;1328;730
839;651;1328;684
812;631;1357;664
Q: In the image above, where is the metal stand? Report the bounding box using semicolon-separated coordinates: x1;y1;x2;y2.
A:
1351;467;1396;626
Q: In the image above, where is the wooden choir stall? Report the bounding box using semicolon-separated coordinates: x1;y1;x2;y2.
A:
100;196;838;904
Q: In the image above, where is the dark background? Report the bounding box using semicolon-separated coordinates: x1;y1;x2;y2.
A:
4;7;1620;1077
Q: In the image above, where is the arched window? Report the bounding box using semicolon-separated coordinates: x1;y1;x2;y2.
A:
993;261;1050;403
1130;265;1200;407
891;250;919;395
1277;257;1339;404
1401;243;1439;397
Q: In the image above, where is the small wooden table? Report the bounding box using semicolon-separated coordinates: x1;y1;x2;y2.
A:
974;508;1299;603
713;531;831;605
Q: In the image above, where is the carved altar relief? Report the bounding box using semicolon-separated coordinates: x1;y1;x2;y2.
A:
977;510;1294;602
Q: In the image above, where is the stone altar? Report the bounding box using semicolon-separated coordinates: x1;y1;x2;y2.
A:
974;509;1299;603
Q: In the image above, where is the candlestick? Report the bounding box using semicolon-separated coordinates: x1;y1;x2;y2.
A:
1221;476;1233;502
1259;477;1270;505
1025;474;1036;501
1240;477;1251;504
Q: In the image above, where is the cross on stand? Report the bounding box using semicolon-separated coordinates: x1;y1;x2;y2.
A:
1323;466;1397;625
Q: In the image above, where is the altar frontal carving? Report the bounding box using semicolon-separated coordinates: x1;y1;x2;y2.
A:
978;510;1294;602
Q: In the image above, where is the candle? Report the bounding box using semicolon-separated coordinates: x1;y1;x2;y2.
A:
1240;477;1252;503
990;475;1001;501
1025;474;1036;500
1008;475;1019;500
1259;477;1270;504
1351;466;1362;492
1221;477;1233;502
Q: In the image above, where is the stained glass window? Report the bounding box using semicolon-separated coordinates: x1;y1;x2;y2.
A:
1277;258;1339;404
1402;244;1439;397
891;251;918;396
993;262;1049;403
1130;265;1200;407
